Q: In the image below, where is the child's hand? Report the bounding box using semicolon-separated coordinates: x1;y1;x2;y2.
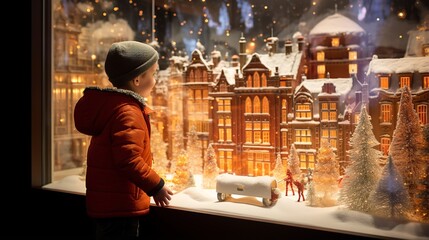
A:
153;185;173;207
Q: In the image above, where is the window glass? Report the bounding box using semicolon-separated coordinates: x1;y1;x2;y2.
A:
36;1;429;238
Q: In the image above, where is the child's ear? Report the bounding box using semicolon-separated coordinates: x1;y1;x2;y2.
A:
132;77;140;86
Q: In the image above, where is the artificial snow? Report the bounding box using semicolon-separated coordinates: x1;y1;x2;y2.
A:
43;174;429;240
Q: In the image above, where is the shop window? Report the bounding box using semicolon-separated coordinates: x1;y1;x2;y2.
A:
32;1;428;238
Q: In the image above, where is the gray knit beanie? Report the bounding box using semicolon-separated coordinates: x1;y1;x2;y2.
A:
105;41;159;87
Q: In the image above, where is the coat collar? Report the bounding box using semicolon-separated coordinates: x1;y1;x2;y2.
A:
84;86;154;114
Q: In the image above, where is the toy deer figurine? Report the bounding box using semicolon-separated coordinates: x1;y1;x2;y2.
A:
293;179;305;202
283;169;295;196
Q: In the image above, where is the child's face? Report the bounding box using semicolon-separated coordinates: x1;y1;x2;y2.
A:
136;63;158;97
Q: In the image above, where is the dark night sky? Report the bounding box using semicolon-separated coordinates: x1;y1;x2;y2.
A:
68;0;428;68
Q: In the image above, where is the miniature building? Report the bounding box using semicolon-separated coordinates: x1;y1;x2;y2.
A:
52;1;103;175
306;13;373;81
153;25;428;178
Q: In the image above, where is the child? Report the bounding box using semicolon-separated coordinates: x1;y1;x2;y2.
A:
74;41;173;239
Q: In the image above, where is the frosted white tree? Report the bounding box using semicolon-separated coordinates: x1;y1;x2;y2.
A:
202;143;219;189
389;86;426;220
272;152;286;190
288;144;301;178
312;139;340;207
306;180;316;207
339;106;382;213
151;126;169;179
187;125;203;175
368;155;411;219
171;123;185;172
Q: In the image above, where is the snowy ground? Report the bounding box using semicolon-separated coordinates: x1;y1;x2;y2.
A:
43;175;429;240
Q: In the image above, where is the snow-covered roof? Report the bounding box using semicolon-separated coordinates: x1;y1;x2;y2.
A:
254;52;303;78
295;78;353;118
309;13;365;36
366;56;429;75
217;66;240;85
189;49;210;69
295;78;353;95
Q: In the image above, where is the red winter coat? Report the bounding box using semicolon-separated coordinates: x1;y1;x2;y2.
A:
74;87;163;218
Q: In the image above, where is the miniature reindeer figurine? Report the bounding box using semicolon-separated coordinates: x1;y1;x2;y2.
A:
283;169;295;196
293;179;305;202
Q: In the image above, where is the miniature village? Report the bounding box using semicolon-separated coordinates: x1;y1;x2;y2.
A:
146;13;429;224
49;1;429;234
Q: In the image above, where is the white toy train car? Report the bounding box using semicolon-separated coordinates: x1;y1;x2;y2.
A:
215;173;280;207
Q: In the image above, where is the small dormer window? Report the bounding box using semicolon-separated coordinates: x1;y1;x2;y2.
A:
423;44;429;56
380;76;389;89
400;76;410;88
331;37;340;47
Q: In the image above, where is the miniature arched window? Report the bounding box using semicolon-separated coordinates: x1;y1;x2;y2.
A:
253;96;261;113
262;97;269;113
245;97;252;113
247;75;252;87
261;73;267;87
189;70;195;82
253;72;260;87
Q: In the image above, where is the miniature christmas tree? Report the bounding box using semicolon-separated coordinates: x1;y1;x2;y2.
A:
171;123;185;165
202;143;219;189
272;152;286;191
311;139;340;207
339;106;382;213
151;126;169;180
420;124;429;222
187;125;203;175
172;149;195;192
288;143;301;179
389;86;426;220
368;155;411;219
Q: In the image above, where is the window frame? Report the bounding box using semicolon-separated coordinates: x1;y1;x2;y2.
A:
32;1;53;187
